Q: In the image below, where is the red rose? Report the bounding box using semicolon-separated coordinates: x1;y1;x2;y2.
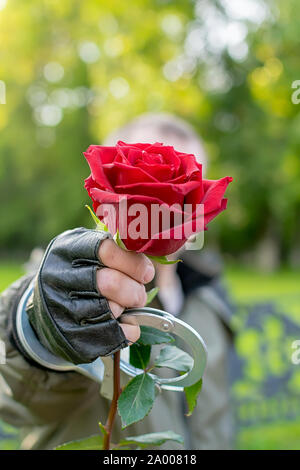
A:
84;141;232;256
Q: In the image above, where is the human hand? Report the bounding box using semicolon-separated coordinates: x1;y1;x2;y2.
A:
26;228;154;364
97;238;155;343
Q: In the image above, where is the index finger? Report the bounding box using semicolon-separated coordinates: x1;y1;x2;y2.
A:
98;238;155;284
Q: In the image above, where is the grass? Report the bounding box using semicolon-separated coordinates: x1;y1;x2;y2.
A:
0;261;300;450
225;265;300;302
0;262;25;293
237;419;300;450
224;265;300;319
224;264;300;450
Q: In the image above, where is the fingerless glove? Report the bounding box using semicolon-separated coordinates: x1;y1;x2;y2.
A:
26;227;128;364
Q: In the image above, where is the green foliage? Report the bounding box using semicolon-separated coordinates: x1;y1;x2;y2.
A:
1;0;298;264
154;345;193;372
125;342;195;434
129;343;151;369
3;263;300;450
118;373;156;428
113;228;127;250
184;379;203;416
55;421;183;450
146;287;159;305
98;421;108;438
147;255;182;265
116;430;183;449
85;205;108;232
55;435;103;450
54;430;183;450
137;325;174;346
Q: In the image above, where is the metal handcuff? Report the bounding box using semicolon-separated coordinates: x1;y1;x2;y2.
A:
16;281;207;399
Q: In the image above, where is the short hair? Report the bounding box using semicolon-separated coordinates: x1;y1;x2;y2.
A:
103;112;207;174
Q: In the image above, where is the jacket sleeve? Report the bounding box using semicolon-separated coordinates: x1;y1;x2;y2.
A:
0;276;97;429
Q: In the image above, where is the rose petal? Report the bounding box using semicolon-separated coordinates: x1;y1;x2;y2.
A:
156;215;203;241
167;174;187;184
135;161;174;181
84;146;117;164
179;153;202;179
136;237;186;257
114;180;201;206
117;141;151;150
89;186;167;206
83;142;233;258
204;198;228;227
145;144;181;172
201;176;233;213
102;162;158;186
127;148;144;165
84;149;116;191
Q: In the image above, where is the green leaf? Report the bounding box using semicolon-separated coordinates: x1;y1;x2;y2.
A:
85;205;108;232
55;434;103;450
118;373;155;428
147;255;182;265
117;431;184;449
129;343;151;370
184;379;203;416
98;422;108;437
137;325;174;346
154;345;193;372
113;228;127;250
146;287;159;305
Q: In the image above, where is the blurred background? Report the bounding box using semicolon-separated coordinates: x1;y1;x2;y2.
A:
0;0;300;450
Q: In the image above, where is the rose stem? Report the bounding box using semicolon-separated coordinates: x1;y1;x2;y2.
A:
103;350;121;450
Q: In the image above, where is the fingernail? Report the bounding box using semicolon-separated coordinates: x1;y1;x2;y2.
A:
143;264;155;283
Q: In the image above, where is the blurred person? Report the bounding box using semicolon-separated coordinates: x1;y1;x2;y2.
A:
0;113;234;450
105;113;235;449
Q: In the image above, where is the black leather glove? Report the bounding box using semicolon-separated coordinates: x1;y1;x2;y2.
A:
25;227;128;364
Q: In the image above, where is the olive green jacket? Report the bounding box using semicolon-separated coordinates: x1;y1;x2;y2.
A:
0;267;233;450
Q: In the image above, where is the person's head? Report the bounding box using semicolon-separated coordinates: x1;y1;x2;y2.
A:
104;112;207;175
